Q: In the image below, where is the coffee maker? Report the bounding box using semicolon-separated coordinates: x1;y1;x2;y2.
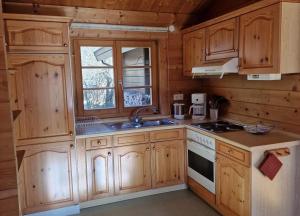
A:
189;93;207;120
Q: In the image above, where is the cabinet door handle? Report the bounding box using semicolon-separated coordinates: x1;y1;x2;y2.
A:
63;43;68;47
69;131;73;136
108;152;111;156
146;147;150;151
70;144;74;149
97;140;101;144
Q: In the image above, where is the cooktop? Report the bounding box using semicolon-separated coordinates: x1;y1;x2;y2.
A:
191;121;244;133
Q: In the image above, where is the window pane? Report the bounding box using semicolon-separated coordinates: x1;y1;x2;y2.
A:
122;47;151;66
82;68;114;88
123;68;151;87
124;88;152;107
83;89;115;110
80;46;114;67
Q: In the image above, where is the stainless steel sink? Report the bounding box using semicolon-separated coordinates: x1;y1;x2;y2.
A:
105;118;175;130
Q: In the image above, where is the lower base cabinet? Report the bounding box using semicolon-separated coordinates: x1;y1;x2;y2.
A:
86;148;114;200
216;149;250;216
17;141;78;214
152;140;185;188
114;144;152;195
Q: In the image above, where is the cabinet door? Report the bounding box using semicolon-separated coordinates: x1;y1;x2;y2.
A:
151;140;185;188
216;154;250;216
239;4;280;74
114;144;151;194
86;148;114;200
17;141;78;214
206;18;239;60
5;20;69;53
8;54;74;145
183;29;205;76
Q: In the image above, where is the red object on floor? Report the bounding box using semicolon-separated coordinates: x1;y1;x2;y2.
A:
259;153;283;180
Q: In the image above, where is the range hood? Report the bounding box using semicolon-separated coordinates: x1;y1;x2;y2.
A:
192;58;239;79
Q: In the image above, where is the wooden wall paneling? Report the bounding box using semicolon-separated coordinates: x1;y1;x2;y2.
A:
0;1;19;214
203;74;300;134
3;2;195;28
3;0;210;14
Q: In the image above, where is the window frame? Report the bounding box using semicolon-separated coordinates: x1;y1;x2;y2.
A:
74;39;158;117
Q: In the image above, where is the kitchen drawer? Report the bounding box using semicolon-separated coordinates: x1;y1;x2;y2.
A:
150;129;184;142
86;136;113;150
113;132;149;146
216;140;251;167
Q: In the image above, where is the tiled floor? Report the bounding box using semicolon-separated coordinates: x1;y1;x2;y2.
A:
77;189;220;216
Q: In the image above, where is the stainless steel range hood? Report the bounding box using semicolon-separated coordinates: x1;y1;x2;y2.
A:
192;58;239;79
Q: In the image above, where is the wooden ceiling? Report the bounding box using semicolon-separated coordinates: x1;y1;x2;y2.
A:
3;0;211;14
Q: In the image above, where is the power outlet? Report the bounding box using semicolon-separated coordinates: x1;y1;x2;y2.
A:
173;93;184;101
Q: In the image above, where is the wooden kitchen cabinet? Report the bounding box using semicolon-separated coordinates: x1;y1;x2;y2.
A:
7;54;74;145
216;154;250;216
5;16;70;53
151;140;185;188
239;4;280;74
17;141;78;214
183;29;205;76
205;18;239;61
114;143;152;194
86;148;114;200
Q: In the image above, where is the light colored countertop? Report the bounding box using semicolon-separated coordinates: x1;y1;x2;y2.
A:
75;116;300;152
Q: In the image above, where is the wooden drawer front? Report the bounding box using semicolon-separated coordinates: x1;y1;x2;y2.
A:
113;132;149;146
5;20;69;52
86;136;112;150
217;141;250;167
150;129;184;142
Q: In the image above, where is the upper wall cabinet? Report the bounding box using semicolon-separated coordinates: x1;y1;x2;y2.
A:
4;14;71;53
7;54;74;145
239;5;279;74
183;1;300;76
183;29;205;76
205;18;239;61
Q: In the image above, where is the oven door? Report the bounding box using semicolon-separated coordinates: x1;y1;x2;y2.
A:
187;140;216;194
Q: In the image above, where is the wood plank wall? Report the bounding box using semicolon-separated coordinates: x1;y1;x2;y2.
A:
0;1;19;215
203;75;300;134
168;31;203;110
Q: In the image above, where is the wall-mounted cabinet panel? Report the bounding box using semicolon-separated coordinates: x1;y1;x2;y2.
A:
17;141;78;214
86;148;114;200
183;29;205;76
239;4;280;74
8;54;74;145
205;18;239;61
5;20;69;53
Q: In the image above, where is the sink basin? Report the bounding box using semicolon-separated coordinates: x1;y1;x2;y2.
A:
105;118;175;130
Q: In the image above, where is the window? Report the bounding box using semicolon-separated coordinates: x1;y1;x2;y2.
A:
75;40;158;117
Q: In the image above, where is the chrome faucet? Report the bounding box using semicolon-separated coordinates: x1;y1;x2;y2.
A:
129;106;159;124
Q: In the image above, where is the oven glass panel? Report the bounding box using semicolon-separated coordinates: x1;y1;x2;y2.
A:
188;150;214;182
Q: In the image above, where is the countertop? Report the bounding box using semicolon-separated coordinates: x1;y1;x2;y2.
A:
75;116;300;151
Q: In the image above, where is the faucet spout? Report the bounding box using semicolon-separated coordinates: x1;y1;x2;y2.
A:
129;106;159;124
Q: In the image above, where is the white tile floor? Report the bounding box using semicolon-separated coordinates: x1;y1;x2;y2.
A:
76;190;220;216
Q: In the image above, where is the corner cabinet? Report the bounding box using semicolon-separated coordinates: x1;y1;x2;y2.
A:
183;29;205;76
216;141;251;216
239;5;280;74
205;18;239;61
17;141;78;214
7;54;74;145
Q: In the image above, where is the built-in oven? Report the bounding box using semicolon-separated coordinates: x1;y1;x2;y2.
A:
187;130;216;194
